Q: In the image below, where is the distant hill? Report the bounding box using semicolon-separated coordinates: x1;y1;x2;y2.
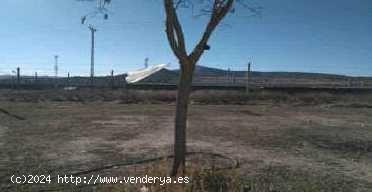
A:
0;75;12;80
1;65;371;88
141;68;179;84
183;65;349;79
193;65;227;76
141;65;372;88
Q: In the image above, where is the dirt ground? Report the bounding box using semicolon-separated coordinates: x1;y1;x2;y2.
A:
1;99;372;191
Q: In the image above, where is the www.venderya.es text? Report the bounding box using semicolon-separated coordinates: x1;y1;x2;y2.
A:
11;175;190;186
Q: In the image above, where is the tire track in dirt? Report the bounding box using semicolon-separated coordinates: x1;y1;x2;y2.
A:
188;137;372;184
38;105;372;186
0;108;25;120
0;125;7;148
117;115;174;156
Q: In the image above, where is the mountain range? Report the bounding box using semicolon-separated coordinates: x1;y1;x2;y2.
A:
1;65;371;88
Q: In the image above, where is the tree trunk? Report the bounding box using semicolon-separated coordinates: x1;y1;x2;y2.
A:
171;60;194;176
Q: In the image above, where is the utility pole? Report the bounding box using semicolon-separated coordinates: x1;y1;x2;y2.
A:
54;55;59;88
11;75;14;89
110;70;114;89
232;70;236;85
226;67;231;85
246;62;251;93
144;58;149;68
16;67;20;89
35;72;38;85
54;55;59;78
67;72;70;87
228;68;231;84
89;25;97;87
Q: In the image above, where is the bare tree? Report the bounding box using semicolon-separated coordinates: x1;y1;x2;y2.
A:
78;0;257;176
163;0;240;176
78;0;111;24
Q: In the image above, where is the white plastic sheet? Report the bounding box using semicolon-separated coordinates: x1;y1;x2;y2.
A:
126;64;167;83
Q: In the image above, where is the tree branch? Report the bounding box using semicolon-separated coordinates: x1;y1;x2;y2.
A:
164;0;188;60
189;0;234;62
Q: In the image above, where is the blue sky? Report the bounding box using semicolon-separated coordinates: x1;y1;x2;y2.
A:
0;0;371;76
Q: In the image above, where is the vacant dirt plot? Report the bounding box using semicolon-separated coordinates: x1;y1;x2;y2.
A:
1;99;372;191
